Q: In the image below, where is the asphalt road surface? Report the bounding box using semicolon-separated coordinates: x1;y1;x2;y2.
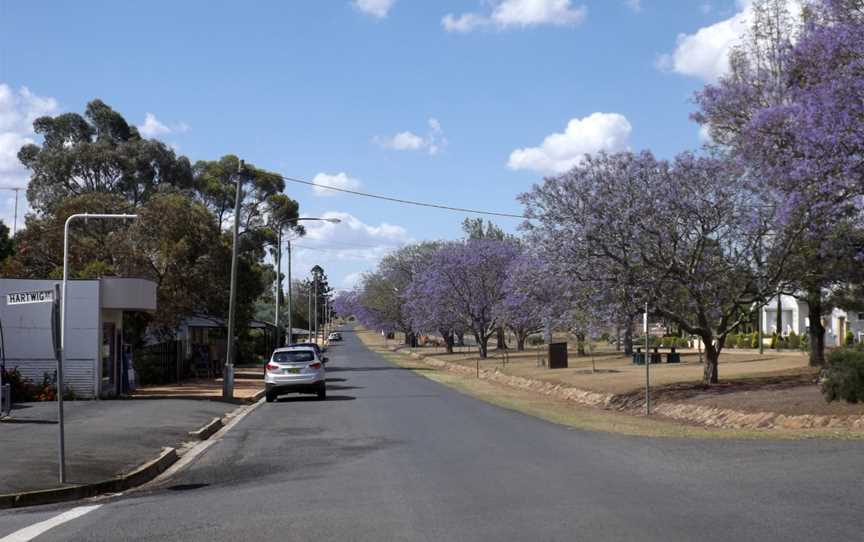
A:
2;327;862;541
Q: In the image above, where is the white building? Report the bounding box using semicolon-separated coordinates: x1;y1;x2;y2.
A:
761;294;864;347
0;278;157;398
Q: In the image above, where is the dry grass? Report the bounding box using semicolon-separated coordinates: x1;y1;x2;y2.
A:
387;337;812;396
359;329;861;440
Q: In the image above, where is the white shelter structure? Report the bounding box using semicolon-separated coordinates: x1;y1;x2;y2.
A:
0;278;156;398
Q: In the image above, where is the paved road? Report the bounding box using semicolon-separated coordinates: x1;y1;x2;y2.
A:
1;328;862;541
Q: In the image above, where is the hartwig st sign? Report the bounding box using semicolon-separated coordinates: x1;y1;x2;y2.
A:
6;290;55;305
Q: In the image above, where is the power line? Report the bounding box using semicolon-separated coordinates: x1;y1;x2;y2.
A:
278;174;528;219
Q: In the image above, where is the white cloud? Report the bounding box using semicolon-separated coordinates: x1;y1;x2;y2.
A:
442;0;587;33
698;123;713;144
352;0;396;18
507;112;633;175
0;84;59;232
374;118;447;155
625;0;642;12
295;211;412;263
311;172;362;196
658;0;801;82
137;112;190;139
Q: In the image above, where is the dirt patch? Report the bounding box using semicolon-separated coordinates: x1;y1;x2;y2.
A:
684;384;864;417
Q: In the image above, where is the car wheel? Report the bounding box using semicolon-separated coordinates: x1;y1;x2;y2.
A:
265;391;277;403
317;384;326;401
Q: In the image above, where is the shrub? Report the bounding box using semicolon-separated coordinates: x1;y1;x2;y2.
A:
751;332;760;349
845;331;856;346
528;335;545;346
1;368;71;402
788;331;800;350
800;331;809;351
821;348;864;403
770;333;778;349
726;333;738;349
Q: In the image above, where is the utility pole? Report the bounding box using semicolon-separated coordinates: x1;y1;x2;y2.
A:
286;239;293;346
274;226;282;348
307;286;312;342
223;160;244;400
314;274;319;344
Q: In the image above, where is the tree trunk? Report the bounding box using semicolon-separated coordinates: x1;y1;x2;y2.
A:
807;290;826;367
440;328;454;354
496;327;507;350
516;332;526;352
624;316;634;356
702;339;719;385
576;332;586;356
776;295;783;336
477;332;488;359
615;326;621;352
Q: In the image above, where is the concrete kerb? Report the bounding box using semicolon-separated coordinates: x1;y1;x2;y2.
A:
135;397;266;492
0;447;178;510
0;395;265;510
385;344;864;432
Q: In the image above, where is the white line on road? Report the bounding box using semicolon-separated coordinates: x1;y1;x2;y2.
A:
0;505;102;542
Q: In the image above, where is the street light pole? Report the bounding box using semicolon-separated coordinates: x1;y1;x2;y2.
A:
0;187;20;235
223;160;244;400
61;213;137;483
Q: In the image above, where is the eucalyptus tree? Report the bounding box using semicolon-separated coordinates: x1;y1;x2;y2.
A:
18;99;193;214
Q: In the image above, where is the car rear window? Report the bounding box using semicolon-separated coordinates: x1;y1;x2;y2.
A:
273;350;315;364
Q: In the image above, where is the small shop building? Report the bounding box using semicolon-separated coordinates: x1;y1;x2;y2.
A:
0;277;157;398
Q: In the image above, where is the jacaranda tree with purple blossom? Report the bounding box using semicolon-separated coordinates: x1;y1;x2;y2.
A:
521;151;790;385
408;239;520;359
693;0;864;365
494;250;551;351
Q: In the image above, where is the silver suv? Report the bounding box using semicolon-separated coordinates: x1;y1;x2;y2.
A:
264;346;326;402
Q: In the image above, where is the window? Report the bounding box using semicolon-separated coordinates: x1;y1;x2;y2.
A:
273;350;315;364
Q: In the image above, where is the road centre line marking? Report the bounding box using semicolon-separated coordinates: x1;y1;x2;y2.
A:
0;505;102;542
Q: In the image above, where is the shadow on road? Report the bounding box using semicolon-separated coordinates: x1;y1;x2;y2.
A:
327;366;434;373
274;395;356;403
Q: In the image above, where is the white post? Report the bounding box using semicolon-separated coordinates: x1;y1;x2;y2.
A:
644;302;650;416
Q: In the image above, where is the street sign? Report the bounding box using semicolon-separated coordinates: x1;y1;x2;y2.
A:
6;290;55;305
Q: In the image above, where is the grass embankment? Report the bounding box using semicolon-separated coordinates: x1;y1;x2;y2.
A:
356;328;862;440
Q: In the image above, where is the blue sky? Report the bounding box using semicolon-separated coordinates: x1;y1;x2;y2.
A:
0;0;757;289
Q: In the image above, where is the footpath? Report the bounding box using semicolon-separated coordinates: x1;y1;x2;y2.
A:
0;372;265;508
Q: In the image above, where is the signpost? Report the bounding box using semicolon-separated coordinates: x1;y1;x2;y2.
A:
644;303;650;416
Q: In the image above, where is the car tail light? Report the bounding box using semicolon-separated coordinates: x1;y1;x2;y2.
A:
266;362;280;372
309;362;322;370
